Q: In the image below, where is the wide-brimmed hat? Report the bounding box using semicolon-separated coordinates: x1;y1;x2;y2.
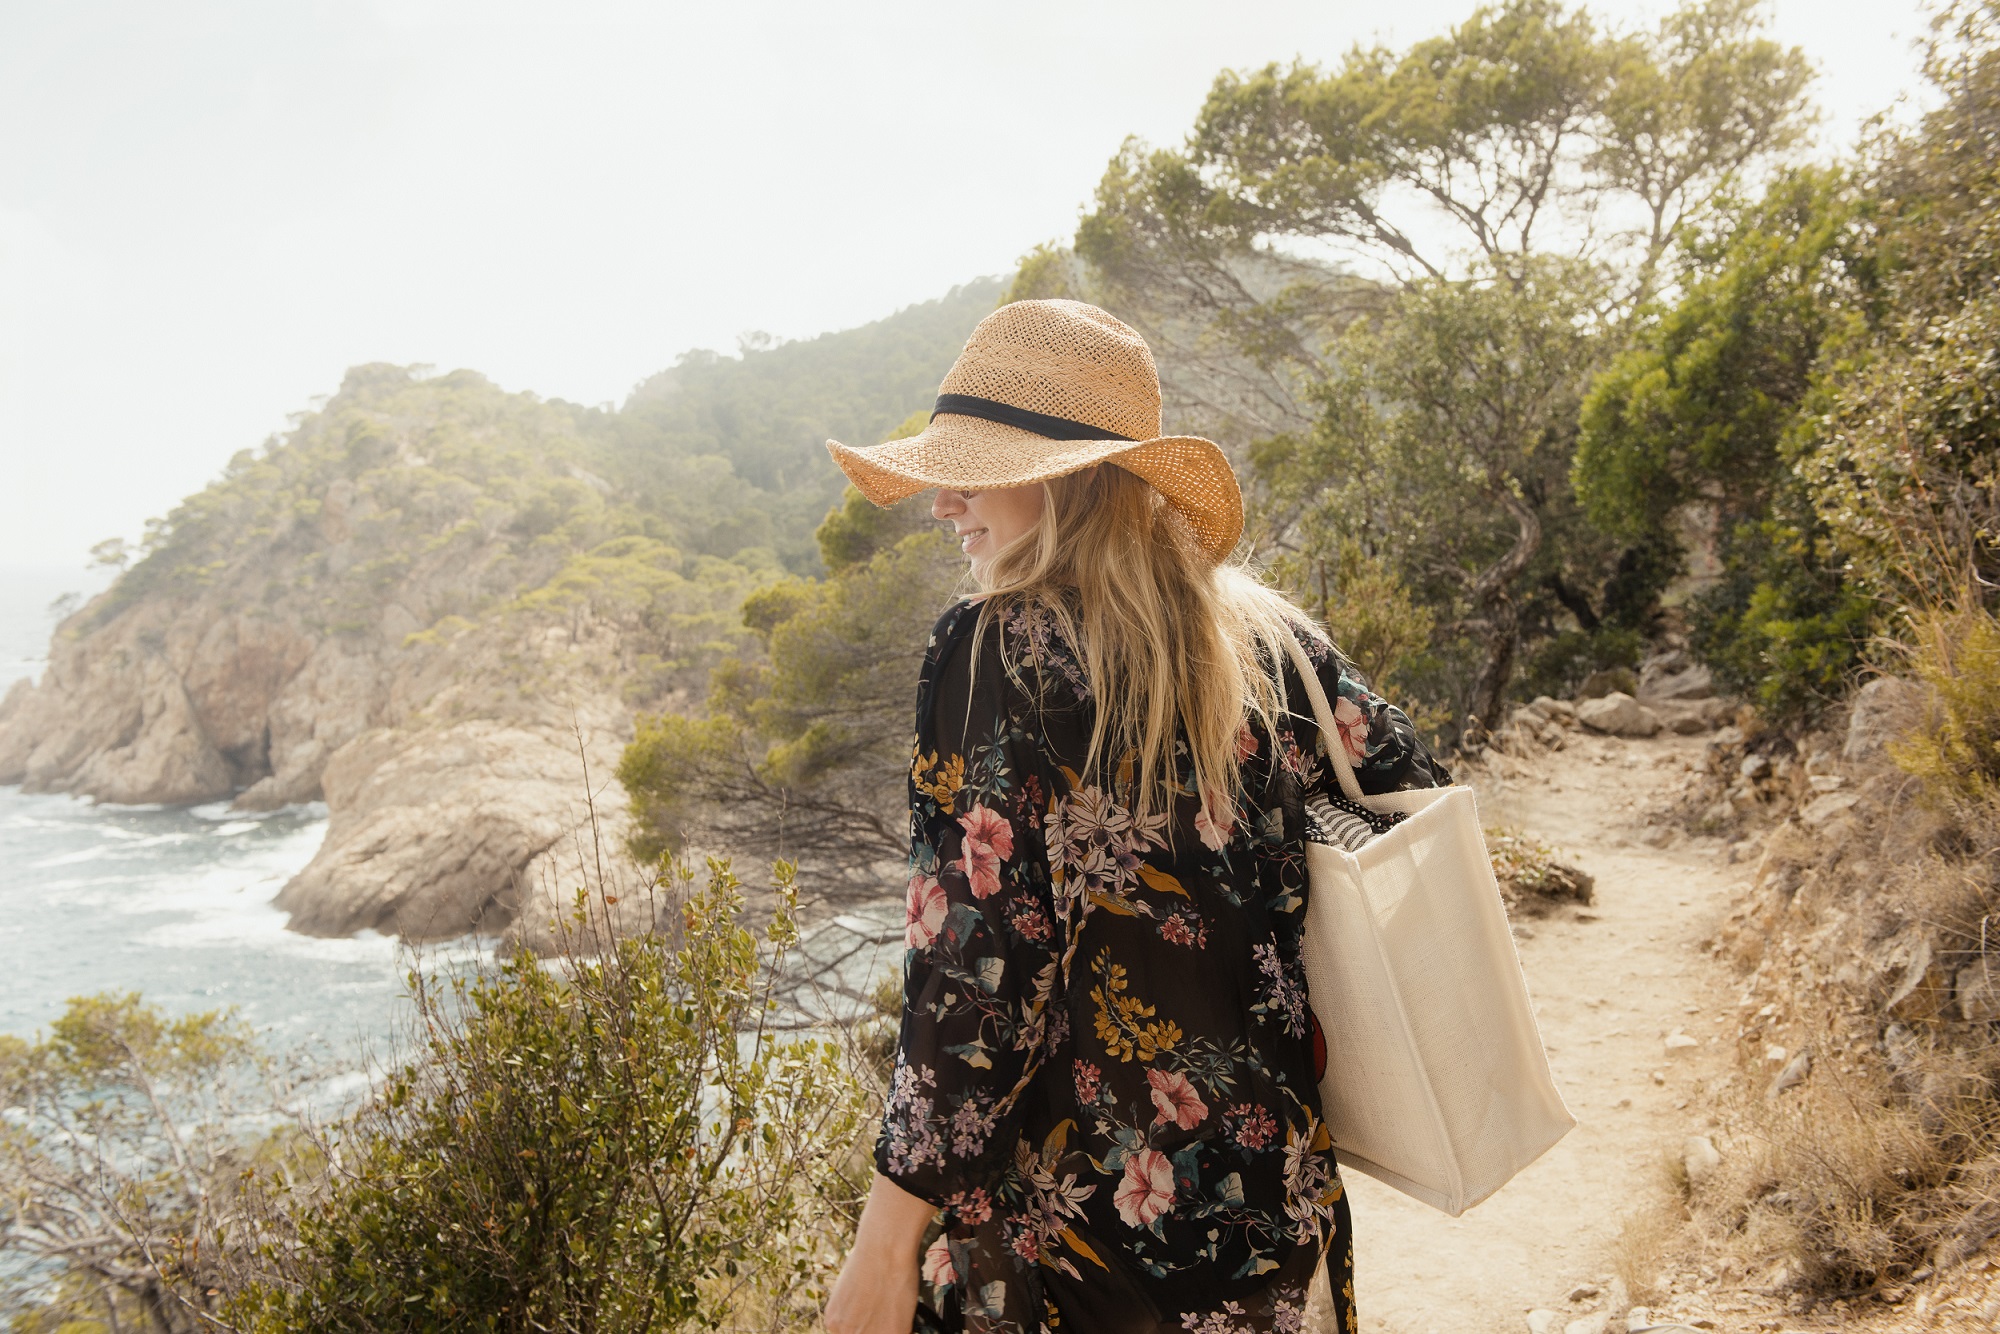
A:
826;299;1243;561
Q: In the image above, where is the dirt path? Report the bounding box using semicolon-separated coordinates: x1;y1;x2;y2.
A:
1332;726;1744;1334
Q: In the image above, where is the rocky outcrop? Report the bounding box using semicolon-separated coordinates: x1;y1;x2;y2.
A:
1842;675;1931;763
0;599;370;806
0;366;744;945
275;719;631;941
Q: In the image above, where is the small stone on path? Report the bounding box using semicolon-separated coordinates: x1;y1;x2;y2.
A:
1577;692;1662;737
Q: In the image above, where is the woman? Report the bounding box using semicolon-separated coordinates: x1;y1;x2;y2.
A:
822;300;1448;1334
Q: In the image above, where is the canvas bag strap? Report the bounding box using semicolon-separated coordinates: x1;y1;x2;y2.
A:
1278;626;1368;804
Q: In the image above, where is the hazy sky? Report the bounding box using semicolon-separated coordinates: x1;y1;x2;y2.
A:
0;0;1935;571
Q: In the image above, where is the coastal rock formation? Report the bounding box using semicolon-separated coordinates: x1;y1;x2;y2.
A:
0;366;751;944
276;719;633;941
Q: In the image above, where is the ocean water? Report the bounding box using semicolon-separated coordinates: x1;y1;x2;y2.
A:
0;565;415;1052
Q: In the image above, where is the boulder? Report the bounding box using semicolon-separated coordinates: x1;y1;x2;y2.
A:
1577;692;1662;737
1767;1048;1812;1099
1578;666;1640;699
274;719;635;943
1842;676;1930;763
1529;695;1577;725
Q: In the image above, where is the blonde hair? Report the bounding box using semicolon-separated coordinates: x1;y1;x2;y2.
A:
971;465;1319;832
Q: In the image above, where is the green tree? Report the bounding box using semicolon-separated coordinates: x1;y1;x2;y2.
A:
1258;257;1622;726
0;995;297;1333
1574;168;1879;717
620;448;962;899
1071;0;1815;723
1794;0;2000;607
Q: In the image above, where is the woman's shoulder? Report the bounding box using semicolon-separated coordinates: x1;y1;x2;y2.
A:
920;595;1090;706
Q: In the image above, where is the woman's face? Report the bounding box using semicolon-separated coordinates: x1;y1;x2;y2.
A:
932;484;1046;569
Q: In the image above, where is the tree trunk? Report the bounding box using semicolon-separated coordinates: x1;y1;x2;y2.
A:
1467;592;1521;731
1463;485;1542;730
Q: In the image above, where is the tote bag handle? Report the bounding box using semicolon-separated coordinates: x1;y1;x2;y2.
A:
1277;628;1368;804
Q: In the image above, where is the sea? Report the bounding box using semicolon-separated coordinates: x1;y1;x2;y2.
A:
0;565;419;1058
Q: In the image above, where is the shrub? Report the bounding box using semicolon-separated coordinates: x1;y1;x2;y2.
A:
1893;604;2000;812
231;859;874;1332
0;995;309;1333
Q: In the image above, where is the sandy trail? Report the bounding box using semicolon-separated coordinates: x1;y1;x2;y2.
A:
1335;727;1741;1334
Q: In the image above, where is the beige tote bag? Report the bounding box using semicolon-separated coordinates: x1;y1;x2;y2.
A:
1280;629;1575;1217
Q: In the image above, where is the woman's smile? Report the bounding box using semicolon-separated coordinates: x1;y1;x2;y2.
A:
931;484;1046;573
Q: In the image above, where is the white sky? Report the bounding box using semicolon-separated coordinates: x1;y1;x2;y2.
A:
0;0;1935;571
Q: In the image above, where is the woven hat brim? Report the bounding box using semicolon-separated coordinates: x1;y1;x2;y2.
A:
827;413;1243;561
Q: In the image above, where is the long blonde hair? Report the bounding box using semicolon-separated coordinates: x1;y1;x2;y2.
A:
971;464;1317;830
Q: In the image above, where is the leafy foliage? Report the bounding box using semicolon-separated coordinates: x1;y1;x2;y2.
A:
620;483;962;898
1074;0;1815;729
1255;257;1643;727
611;282;1002;570
233;859;873;1332
1576;169;1880;719
1793;2;2000;607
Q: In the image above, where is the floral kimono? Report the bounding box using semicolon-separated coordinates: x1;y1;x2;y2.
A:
879;596;1450;1334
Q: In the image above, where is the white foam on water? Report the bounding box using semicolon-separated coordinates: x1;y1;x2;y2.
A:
0;785;442;1052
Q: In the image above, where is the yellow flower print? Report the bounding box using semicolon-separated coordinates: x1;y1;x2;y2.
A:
911;748;965;814
1087;950;1182;1063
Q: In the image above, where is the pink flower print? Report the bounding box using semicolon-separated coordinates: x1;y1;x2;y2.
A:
1226;1102;1277;1150
1235;721;1260;763
1331;695;1370;764
1113;1148;1176;1228
1073;1060;1102;1105
1147;1068;1209;1130
922;1236;957;1287
955;804;1014;899
944;1186;993;1225
905;872;947;950
1010;1229;1041;1262
1159;912;1208;948
1194;795;1235;852
1010;906;1052;942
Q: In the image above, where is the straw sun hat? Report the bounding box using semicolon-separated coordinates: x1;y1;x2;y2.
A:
826;299;1243;561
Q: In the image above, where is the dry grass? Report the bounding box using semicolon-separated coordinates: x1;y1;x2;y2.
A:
1654;616;2000;1307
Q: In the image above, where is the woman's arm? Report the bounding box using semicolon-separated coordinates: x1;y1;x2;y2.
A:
1296;629;1452;794
823;1173;933;1334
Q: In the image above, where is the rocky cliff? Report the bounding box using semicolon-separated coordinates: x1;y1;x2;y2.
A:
0;365;767;940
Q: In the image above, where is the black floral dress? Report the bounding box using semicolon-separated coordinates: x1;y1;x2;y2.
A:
878;597;1449;1334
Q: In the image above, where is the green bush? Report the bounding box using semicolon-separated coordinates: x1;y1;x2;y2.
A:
233;860;872;1332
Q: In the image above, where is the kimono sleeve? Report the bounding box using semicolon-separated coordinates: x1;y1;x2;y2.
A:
1294;627;1453;798
874;610;1061;1215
